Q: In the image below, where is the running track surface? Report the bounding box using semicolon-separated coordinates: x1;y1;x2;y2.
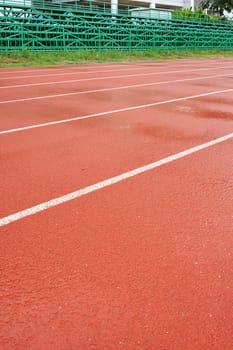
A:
0;58;233;350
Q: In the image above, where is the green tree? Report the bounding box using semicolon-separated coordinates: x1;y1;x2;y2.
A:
200;0;233;15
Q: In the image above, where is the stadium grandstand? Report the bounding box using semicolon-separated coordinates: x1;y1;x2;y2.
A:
0;0;232;50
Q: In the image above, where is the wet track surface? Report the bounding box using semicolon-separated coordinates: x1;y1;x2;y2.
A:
0;59;233;350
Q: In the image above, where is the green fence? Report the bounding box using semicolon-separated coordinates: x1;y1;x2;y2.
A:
0;0;233;51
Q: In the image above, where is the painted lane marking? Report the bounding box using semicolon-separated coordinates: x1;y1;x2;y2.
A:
0;66;158;80
0;63;135;75
0;60;231;80
0;65;230;89
1;58;232;76
0;132;232;227
0;73;232;105
1;88;232;135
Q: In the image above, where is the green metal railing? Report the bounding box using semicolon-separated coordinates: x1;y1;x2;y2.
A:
0;0;233;51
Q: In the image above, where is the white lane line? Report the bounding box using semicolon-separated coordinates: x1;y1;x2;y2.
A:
1;58;232;76
0;73;232;105
0;66;155;80
0;64;197;80
1;61;231;80
0;65;229;89
1;88;232;135
0;63;134;75
0;132;232;227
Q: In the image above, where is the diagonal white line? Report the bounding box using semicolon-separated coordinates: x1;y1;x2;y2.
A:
0;132;232;227
1;59;232;77
0;65;230;89
0;72;232;105
1;88;233;135
0;66;154;80
0;63;136;76
1;60;231;80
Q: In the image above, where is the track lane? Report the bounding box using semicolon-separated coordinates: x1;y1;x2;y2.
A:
1;64;232;90
0;139;232;350
1;90;233;218
0;62;136;76
0;58;233;350
0;65;158;83
0;69;232;103
1;57;232;77
0;76;233;131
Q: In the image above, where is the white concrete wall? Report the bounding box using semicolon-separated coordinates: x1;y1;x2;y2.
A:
154;0;186;7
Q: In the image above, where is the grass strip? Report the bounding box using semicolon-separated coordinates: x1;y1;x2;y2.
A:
0;49;233;68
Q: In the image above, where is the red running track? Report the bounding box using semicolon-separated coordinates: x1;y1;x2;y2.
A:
0;58;233;350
